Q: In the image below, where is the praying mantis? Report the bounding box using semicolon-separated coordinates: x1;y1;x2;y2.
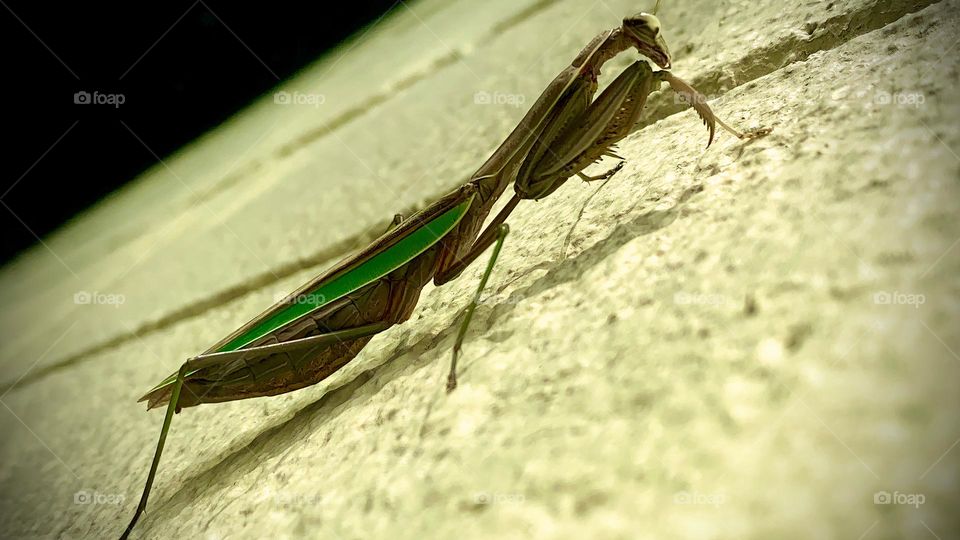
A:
119;4;768;538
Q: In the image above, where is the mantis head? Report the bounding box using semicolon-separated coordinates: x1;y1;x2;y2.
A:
622;13;671;69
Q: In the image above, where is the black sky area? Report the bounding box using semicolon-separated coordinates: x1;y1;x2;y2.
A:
0;1;401;265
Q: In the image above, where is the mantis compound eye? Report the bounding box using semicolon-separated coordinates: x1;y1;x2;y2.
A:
635;13;661;35
623;13;661;34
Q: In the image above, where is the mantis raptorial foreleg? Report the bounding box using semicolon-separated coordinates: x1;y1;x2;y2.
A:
441;43;769;388
515;61;767;201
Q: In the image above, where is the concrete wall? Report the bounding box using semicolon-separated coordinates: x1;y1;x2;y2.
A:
1;0;957;538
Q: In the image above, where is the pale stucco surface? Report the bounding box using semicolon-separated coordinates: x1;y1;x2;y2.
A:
1;1;958;538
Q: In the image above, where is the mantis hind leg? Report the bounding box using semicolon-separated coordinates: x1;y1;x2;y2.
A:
121;363;188;540
123;321;392;538
447;224;510;393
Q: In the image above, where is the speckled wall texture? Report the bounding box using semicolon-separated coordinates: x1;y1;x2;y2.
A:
1;1;958;538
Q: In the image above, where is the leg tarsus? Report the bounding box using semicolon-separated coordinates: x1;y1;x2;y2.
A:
447;344;461;393
715;116;772;142
578;160;624;182
659;71;772;146
735;125;773;139
447;224;510;393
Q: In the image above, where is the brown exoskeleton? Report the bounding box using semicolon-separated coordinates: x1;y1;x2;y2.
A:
120;6;768;538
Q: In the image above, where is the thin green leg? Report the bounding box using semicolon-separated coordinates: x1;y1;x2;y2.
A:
120;363;187;540
447;224;510;393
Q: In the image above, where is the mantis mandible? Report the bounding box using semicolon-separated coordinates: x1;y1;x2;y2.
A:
120;5;768;538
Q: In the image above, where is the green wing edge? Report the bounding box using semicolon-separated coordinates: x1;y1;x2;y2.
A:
147;195;474;393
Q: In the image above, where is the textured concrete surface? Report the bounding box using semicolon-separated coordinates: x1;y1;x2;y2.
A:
1;0;958;538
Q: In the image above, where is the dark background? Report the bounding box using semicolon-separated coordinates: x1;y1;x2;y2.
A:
0;1;401;265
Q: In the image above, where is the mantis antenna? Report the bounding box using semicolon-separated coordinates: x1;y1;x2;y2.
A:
653;0;662;15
